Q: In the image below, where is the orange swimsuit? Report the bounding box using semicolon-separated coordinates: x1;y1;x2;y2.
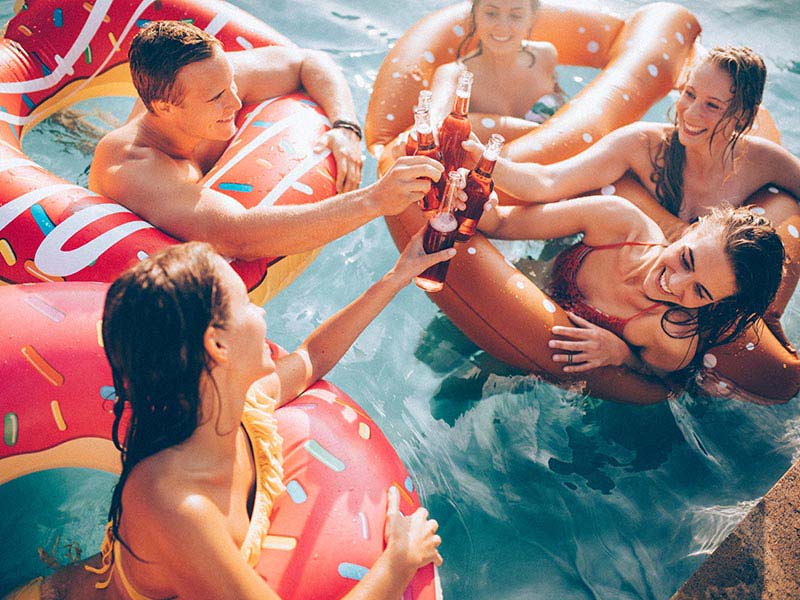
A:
86;387;285;600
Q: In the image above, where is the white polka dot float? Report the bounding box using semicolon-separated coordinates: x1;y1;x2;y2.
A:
542;299;557;313
423;50;435;63
601;185;616;195
768;186;780;194
647;64;658;77
453;24;464;36
385;113;394;121
467;247;477;255
675;31;685;44
481;117;496;129
582;132;593;144
587;40;600;53
788;225;799;239
703;353;718;369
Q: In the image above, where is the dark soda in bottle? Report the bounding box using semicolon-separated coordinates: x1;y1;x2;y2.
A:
415;171;464;292
455;133;505;241
438;71;473;174
405;89;433;156
412;106;445;216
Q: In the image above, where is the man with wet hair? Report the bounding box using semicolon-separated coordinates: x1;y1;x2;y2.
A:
89;21;443;260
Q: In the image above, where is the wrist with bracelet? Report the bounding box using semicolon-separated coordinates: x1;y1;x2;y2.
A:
331;119;363;141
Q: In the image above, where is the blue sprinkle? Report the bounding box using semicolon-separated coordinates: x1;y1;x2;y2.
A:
303;440;345;472
286;480;308;504
100;386;117;401
53;8;63;27
136;19;151;28
404;476;414;493
31;52;51;76
299;99;319;107
252;120;274;128
218;182;253;193
21;94;35;110
337;563;369;581
30;205;54;235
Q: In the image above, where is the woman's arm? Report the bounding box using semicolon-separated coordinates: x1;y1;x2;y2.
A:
478;195;644;243
748;137;800;200
463;122;654;203
272;230;455;405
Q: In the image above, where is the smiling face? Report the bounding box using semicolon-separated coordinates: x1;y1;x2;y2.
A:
644;221;737;309
473;0;537;55
675;60;735;150
169;47;243;142
212;257;275;383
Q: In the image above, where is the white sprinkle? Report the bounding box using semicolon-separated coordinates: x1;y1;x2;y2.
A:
391;57;399;63
601;185;616;195
423;79;429;87
663;53;670;61
750;206;766;215
578;26;586;34
137;250;149;261
687;22;693;29
516;280;525;289
235;35;253;50
582;132;593;144
542;299;557;313
788;224;799;238
291;182;314;195
676;32;685;44
702;353;718;368
481;117;496;128
623;93;630;101
453;25;464;36
768;186;780;194
746;342;756;351
423;50;435;63
648;64;658;77
386;113;395;121
587;40;600;54
604;24;611;31
467;247;477;255
392;71;400;78
660;37;668;44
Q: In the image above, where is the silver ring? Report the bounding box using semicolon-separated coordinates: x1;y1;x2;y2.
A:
567;353;574;365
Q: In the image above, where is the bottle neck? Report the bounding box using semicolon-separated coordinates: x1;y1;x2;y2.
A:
417;128;436;150
473;156;497;179
450;94;470;118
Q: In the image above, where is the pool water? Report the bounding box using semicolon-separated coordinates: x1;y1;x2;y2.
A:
2;0;800;598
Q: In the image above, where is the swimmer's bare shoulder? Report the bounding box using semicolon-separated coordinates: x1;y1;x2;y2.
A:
523;40;557;67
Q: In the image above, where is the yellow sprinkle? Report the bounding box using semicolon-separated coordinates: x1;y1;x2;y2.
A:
358;422;370;439
316;166;336;185
256;158;273;170
0;238;16;266
50;400;67;431
393;482;414;506
24;260;64;283
17;24;32;36
82;2;93;11
96;320;104;348
107;32;119;50
299;388;337;404
262;535;297;551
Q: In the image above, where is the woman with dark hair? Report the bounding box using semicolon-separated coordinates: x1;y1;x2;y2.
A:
476;195;784;376
464;45;800;344
13;235;451;600
427;0;563;140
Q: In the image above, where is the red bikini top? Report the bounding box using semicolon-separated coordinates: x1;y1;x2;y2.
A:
549;241;662;338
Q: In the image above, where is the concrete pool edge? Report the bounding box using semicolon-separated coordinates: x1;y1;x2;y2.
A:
672;460;800;599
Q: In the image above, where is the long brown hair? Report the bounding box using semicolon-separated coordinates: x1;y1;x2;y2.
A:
103;242;230;550
662;205;784;358
650;46;766;216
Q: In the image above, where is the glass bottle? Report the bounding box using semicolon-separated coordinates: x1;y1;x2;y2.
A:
455;133;505;241
412;106;445;216
415;170;464;293
438;70;473;174
405;89;434;156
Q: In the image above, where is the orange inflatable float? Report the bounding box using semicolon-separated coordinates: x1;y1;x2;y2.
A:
0;282;438;599
367;1;800;404
0;0;337;305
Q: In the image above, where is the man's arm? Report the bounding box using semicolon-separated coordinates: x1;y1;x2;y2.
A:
95;145;443;260
229;46;363;191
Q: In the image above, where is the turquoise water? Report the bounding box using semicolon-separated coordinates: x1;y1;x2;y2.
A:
2;0;800;598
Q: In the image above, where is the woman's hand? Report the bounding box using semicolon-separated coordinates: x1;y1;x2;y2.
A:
388;226;456;284
461;138;485;166
313;127;364;192
383;486;443;577
550;312;633;373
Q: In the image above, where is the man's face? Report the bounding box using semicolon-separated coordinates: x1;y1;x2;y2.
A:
170;47;242;142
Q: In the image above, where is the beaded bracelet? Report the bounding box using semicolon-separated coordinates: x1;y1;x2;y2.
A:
331;119;363;141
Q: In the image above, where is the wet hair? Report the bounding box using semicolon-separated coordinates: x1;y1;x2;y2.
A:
103;242;230;550
457;0;540;62
662;205;784;356
650;46;767;216
129;21;223;112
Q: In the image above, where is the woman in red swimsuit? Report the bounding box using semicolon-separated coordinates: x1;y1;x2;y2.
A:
477;195;784;375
